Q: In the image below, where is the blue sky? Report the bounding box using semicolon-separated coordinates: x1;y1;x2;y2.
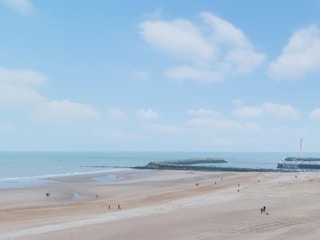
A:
0;0;320;152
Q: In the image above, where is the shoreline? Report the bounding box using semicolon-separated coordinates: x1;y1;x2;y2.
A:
0;168;134;190
2;169;320;239
0;163;310;191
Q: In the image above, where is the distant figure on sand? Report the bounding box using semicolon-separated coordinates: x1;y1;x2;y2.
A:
46;192;50;197
108;205;111;210
261;206;267;214
118;204;121;210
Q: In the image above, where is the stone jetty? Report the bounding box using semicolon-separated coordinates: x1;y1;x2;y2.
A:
133;158;278;172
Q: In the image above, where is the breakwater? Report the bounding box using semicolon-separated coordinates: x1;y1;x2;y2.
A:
155;158;227;165
133;158;279;172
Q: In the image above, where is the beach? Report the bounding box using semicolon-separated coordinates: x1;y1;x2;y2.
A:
1;169;320;240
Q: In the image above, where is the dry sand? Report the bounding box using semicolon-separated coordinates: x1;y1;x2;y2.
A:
1;169;320;240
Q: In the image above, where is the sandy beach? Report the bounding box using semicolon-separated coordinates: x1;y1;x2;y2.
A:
1;169;320;240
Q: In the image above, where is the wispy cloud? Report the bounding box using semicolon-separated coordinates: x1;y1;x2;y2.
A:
164;65;224;83
146;124;183;133
140;12;265;83
1;0;33;15
0;66;103;125
140;18;214;61
232;106;263;118
231;99;244;106
0;67;46;107
136;108;159;120
268;25;320;80
186;117;261;134
108;108;126;119
201;12;265;74
30;100;102;125
0;67;46;85
0;83;43;107
232;102;300;120
262;103;300;119
310;108;320;121
187;108;222;118
132;70;150;81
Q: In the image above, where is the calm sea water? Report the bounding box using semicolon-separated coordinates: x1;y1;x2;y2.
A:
1;151;319;189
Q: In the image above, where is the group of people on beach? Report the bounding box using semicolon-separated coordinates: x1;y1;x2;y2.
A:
45;191;122;211
107;204;121;210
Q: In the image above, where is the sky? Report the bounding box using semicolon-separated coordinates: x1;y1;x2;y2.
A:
0;0;320;152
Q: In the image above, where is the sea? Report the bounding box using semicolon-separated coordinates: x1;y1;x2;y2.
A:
1;151;319;189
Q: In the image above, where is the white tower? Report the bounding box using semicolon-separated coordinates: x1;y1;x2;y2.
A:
299;137;303;158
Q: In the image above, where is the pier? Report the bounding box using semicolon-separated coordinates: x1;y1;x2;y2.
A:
277;161;320;170
277;138;320;170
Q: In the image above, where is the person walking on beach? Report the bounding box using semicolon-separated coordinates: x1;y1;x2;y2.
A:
260;206;267;214
118;204;121;210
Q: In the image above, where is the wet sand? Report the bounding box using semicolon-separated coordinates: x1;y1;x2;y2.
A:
1;170;320;240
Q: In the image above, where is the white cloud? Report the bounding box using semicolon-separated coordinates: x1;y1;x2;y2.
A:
164;65;224;83
146;124;183;133
0;0;33;15
201;12;265;74
263;103;300;119
31;100;101;124
0;67;46;106
140;19;214;61
136;108;159;120
268;25;320;80
310;108;320;121
187;108;222;117
108;108;126;119
232;106;263;118
0;66;104;126
200;12;250;48
140;12;265;82
232;103;300;120
0;67;47;85
225;49;266;74
0;83;44;106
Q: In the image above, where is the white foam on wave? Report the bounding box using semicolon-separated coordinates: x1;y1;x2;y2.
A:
0;168;131;190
